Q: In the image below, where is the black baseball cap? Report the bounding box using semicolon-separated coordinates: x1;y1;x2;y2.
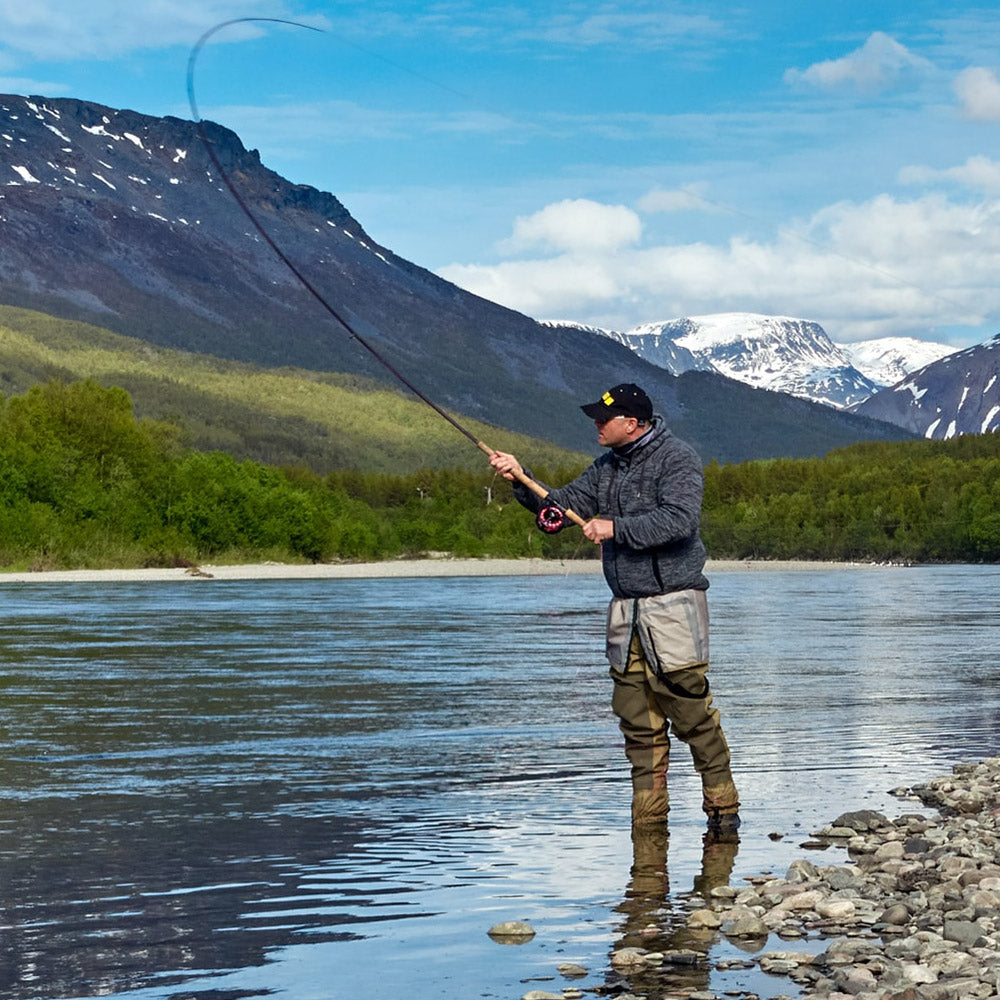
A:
580;383;653;422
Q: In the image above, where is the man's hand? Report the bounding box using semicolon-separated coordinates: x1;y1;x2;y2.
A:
489;451;523;481
583;517;614;544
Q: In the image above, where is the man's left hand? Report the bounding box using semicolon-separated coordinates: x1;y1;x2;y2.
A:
583;518;614;544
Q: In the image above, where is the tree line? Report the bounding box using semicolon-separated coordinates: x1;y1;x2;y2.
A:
1;379;998;570
0;380;588;569
701;434;1000;562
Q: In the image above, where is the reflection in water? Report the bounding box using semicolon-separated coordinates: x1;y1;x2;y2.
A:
606;826;740;996
1;566;1000;999
1;793;370;998
0;575;618;1000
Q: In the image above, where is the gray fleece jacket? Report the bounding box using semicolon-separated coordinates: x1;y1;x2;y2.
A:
515;416;708;598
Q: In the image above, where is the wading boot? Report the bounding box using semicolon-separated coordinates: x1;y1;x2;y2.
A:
702;777;740;833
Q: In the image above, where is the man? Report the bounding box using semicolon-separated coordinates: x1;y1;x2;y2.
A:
489;383;739;831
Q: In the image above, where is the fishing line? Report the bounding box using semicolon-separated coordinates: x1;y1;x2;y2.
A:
186;17;586;528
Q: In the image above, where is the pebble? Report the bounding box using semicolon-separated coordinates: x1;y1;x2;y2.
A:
610;946;649;968
488;920;535;941
689;907;724;929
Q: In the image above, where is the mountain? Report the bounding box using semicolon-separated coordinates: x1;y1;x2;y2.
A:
849;334;1000;439
602;313;878;408
836;337;955;388
594;314;961;411
0;94;910;464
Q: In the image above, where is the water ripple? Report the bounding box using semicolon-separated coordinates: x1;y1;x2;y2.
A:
3;566;1000;998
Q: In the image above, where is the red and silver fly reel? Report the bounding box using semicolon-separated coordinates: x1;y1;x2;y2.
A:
536;505;566;534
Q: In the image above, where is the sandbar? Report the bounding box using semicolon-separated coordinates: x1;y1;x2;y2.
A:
0;558;899;584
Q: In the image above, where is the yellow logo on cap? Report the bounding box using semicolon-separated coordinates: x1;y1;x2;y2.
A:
602;391;615;406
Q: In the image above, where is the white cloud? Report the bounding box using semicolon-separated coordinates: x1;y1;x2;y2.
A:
784;31;933;93
441;256;628;316
498;199;641;255
954;66;1000;120
899;156;1000;194
802;193;997;265
437;192;1000;341
0;2;316;61
637;183;718;214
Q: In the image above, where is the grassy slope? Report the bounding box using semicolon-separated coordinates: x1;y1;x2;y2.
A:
0;305;591;475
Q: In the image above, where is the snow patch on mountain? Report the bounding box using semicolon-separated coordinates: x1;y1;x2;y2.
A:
836;337;954;388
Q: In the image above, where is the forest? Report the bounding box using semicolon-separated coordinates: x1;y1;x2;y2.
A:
1;379;998;570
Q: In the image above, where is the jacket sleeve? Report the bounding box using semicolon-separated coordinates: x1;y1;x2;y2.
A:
613;445;703;550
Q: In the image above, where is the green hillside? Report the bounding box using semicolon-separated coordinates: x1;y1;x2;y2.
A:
0;305;590;474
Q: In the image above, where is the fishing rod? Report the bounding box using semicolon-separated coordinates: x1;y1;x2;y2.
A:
186;17;585;533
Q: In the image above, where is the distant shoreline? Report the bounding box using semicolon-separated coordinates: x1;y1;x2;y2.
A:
0;557;904;584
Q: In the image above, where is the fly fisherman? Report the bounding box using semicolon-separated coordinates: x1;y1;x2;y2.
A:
489;383;740;832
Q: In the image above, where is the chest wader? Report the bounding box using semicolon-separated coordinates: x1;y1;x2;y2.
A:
607;591;739;829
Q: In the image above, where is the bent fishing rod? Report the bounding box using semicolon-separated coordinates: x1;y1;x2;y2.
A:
186;17;585;532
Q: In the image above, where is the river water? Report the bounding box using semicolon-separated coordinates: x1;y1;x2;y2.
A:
2;564;999;999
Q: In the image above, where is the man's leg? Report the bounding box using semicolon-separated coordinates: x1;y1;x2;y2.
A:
610;634;670;826
649;663;740;826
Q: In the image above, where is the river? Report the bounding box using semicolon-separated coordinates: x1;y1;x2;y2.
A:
2;564;999;999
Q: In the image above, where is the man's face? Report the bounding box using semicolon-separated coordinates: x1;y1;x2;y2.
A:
595;414;640;447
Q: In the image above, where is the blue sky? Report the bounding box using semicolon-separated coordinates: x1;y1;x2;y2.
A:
3;2;1000;346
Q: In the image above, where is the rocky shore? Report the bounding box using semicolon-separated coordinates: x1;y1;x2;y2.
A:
608;758;1000;1000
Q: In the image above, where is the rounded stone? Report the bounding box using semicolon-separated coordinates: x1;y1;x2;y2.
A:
688;908;723;929
488;921;536;941
873;841;905;861
721;912;769;938
817;899;856;920
879;903;911;925
610;947;648;968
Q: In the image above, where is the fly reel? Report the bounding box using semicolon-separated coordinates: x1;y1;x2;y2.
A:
536;505;566;534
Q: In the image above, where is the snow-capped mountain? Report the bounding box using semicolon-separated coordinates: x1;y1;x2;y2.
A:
604;313;879;409
850;335;1000;439
578;314;962;411
837;337;954;388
